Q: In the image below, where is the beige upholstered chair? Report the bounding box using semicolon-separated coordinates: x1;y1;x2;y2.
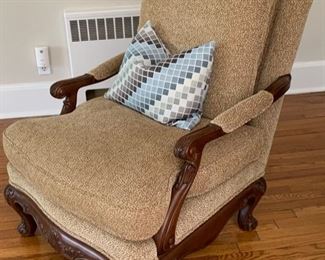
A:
3;1;312;259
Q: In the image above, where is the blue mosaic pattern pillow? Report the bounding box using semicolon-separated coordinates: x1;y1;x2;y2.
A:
106;21;216;130
119;21;169;68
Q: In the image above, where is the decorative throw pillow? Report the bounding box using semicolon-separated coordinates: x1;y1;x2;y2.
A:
105;21;216;130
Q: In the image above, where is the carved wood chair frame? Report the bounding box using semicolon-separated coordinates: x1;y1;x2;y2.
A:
4;73;291;259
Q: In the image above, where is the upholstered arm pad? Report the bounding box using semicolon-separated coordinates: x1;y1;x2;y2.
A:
88;52;124;81
210;74;291;133
210;90;274;133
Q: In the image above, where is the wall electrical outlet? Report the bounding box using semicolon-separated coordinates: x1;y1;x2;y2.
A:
37;65;51;75
35;46;51;75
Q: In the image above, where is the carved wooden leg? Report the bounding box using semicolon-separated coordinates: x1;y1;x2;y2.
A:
154;164;198;255
4;185;37;237
237;178;266;231
61;95;77;115
4;184;107;259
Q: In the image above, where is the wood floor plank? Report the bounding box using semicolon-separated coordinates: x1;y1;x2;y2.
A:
185;243;240;258
0;93;325;259
257;223;325;240
293;206;325;217
238;232;325;252
275;213;325;229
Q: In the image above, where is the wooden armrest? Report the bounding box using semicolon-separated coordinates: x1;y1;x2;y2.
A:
50;74;99;115
50;74;98;99
265;74;291;102
153;74;291;254
175;74;291;163
50;53;124;115
174;124;225;164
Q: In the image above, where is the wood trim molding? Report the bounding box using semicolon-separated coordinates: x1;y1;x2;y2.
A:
50;74;100;115
4;178;266;260
159;178;266;259
174;124;225;164
265;74;291;102
153;124;226;254
4;185;107;260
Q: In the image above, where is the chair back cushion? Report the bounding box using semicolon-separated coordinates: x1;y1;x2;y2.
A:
140;0;277;118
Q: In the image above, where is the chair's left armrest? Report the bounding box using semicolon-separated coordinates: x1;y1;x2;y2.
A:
175;74;291;163
174;123;225;165
155;74;291;253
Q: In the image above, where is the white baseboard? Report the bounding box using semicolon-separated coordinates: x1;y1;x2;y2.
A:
0;60;324;119
0;82;62;119
0;80;113;119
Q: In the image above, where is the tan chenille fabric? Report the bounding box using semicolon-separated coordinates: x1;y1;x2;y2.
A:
89;52;124;81
211;90;274;133
188;125;265;198
7;163;158;260
3;98;191;241
140;0;277;118
3;97;263;240
7;160;264;259
251;0;313;166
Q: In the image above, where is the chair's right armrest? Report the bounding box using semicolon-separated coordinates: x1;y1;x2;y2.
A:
50;53;124;115
50;74;99;115
50;74;98;99
155;74;291;253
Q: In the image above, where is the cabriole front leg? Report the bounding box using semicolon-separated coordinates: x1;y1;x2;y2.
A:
237;178;266;231
4;185;37;237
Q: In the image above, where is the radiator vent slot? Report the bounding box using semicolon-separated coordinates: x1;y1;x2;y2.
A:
70;20;80;42
79;20;88;41
69;16;139;42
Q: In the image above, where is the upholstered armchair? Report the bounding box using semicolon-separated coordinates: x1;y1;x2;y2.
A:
3;0;312;259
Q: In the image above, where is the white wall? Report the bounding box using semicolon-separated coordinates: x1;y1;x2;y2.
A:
295;0;325;62
290;0;325;94
0;0;140;85
0;0;324;118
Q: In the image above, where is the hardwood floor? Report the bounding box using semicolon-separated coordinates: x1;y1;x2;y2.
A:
0;93;325;259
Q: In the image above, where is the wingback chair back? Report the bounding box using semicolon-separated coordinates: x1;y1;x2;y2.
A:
140;0;312;165
140;0;275;118
252;0;313;165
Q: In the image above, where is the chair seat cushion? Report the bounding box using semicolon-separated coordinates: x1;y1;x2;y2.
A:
3;97;264;241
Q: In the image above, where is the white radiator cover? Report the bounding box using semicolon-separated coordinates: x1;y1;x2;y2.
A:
64;7;140;104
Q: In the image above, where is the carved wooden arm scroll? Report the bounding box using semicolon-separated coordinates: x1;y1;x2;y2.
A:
50;74;99;115
174;124;225;165
154;74;291;256
50;53;124;115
